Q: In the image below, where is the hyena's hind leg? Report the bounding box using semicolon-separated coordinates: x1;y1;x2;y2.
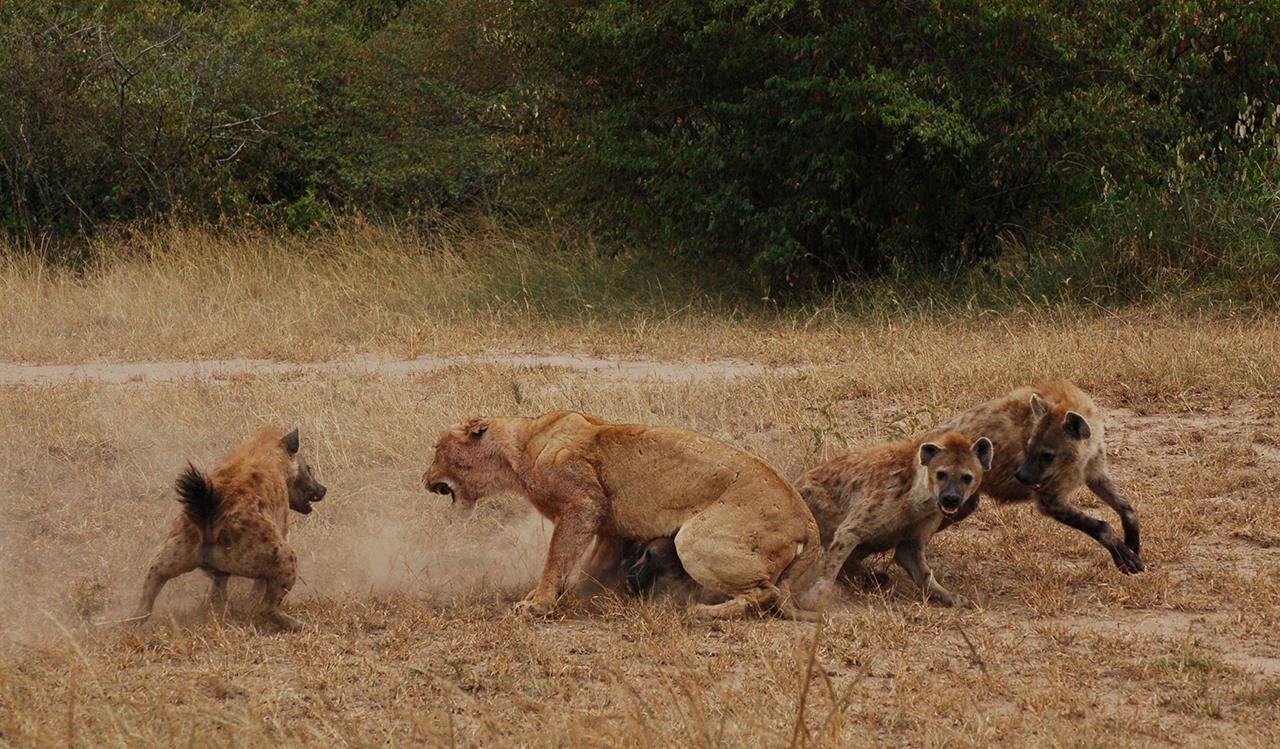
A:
206;571;230;613
1086;465;1141;556
134;531;201;622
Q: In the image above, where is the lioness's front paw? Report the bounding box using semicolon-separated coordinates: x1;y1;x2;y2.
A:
513;594;557;617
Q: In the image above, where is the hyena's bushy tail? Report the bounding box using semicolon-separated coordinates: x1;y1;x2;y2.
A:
175;463;221;536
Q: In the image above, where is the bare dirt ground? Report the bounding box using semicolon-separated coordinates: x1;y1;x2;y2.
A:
1;337;1278;748
0;353;807;386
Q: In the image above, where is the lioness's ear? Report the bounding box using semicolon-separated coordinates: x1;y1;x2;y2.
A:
919;442;943;466
1063;411;1091;440
468;418;489;439
972;437;994;471
1029;393;1047;419
282;427;300;456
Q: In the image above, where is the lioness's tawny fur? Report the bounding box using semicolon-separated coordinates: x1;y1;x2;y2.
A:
423;411;821;620
133;427;327;629
795;431;992;609
934;380;1143;573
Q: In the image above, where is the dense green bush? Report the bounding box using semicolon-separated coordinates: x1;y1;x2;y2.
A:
532;0;1280;291
0;0;518;235
2;0;1277;301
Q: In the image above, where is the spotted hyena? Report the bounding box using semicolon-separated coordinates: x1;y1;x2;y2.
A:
935;380;1143;573
133;427;327;629
794;431;993;609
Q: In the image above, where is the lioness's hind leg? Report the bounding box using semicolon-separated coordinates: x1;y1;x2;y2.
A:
689;584;778;619
675;507;800;620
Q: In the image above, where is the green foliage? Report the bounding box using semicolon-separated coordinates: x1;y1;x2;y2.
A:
0;0;517;234
1;0;1278;304
533;0;1280;291
995;100;1280;306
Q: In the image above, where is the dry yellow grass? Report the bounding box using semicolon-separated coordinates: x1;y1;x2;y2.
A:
1;230;1279;746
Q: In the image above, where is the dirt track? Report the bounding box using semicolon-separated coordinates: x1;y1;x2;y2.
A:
0;353;811;385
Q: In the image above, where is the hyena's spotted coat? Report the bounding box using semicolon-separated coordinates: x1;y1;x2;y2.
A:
133;427;327;630
934;380;1143;573
794;431;993;608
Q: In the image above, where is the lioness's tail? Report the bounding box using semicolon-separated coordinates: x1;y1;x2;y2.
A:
175;463;221;536
775;512;824;621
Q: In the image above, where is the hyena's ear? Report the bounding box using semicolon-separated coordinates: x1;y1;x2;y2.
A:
919;442;943;466
972;437;994;471
282;427;301;456
1029;393;1047;419
1063;411;1091;440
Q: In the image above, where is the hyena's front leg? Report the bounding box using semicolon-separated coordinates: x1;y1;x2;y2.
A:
209;525;303;630
893;540;969;607
1086;471;1141;556
795;519;865;611
250;544;302;631
840;552;891;591
1034;492;1144;574
576;534;626;592
134;532;200;622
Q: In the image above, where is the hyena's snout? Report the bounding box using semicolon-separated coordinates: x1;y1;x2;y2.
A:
939;491;964;514
1014;461;1042;488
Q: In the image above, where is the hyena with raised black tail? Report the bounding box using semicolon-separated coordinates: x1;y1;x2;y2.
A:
934;380;1143;573
133;427;328;629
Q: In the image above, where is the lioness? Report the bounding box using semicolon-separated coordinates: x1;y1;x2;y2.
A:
133;427;327;630
423;411;821;619
933;380;1143;573
794;431;992;609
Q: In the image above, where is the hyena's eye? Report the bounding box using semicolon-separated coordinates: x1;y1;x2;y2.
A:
936;470;949;481
1040;451;1055;463
961;474;973;484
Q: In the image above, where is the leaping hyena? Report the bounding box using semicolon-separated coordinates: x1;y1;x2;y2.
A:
934;380;1143;573
134;427;327;629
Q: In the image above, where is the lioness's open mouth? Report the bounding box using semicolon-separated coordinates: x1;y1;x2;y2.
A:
428;481;454;496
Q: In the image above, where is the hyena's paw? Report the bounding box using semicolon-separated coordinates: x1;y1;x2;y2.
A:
796;579;838;611
1110;543;1145;574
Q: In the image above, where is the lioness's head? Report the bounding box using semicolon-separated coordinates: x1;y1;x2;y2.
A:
1013;393;1092;491
918;432;993;516
281;427;327;514
424;417;519;514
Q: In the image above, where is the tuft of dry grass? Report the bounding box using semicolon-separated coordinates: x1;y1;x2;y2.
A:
1;226;1279;746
